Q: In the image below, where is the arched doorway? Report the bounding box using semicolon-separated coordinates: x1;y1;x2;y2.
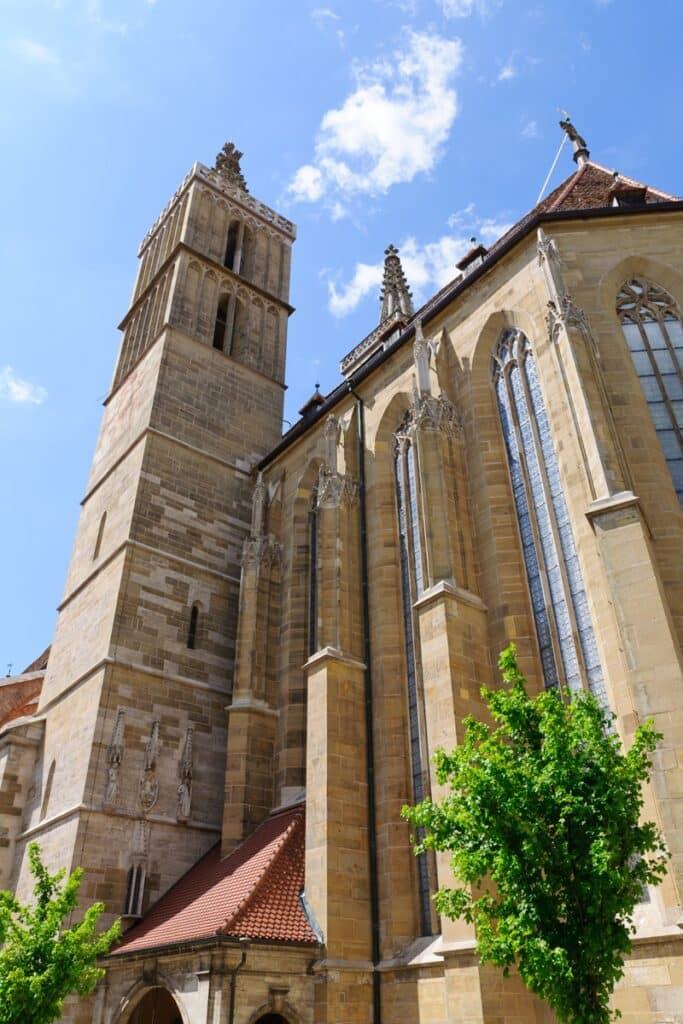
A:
127;987;183;1024
254;1016;288;1024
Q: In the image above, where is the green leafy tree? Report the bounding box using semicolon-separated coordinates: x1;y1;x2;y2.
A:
0;843;120;1024
403;645;668;1024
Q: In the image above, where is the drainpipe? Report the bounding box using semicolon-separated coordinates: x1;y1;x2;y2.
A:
227;937;249;1024
347;380;381;1024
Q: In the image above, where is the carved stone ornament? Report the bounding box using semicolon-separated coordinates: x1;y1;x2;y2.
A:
214;142;249;193
546;296;591;343
241;536;281;571
104;709;125;807
176;725;194;823
251;471;267;537
138;720;160;814
397;393;462;445
131;819;150;860
317;467;359;509
322;414;339;472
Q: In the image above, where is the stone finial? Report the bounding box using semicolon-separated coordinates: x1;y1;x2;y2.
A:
559;118;590;166
214;142;249;193
379;245;415;323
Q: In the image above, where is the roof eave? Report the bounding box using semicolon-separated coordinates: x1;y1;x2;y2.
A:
107;932;320;962
259;198;683;470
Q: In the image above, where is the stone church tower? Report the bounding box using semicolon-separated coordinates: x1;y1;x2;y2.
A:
2;130;683;1024
9;144;296;919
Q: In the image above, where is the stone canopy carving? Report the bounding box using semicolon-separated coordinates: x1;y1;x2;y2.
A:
214;142;249;193
394;393;462;452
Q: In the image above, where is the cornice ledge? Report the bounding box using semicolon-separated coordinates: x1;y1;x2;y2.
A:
226;697;279;718
585;490;640;522
303;647;367;672
310;957;374;974
414;580;486;613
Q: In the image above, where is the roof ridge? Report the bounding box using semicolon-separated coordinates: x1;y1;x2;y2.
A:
547;162;587;211
219;808;304;935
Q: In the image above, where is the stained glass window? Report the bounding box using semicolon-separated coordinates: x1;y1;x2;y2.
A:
617;279;683;505
395;428;432;935
493;329;606;704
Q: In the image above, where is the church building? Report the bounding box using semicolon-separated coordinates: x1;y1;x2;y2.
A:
1;130;683;1023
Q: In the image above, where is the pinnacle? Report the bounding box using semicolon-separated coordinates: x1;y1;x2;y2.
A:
379;244;414;324
214;141;249;193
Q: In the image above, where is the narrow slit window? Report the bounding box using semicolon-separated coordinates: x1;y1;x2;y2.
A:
224;221;239;270
93;511;107;560
617;279;683;505
187;604;199;650
308;488;318;656
213;295;229;351
124;864;145;917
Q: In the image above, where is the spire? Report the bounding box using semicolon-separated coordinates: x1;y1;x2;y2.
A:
559;117;590;166
214;141;249;192
379;244;414;324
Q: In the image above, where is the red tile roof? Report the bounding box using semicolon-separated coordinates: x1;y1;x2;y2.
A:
113;804;317;955
488;159;678;261
0;676;43;729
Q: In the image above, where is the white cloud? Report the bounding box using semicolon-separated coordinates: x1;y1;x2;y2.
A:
327;211;512;317
311;7;340;25
521;119;538;138
329;262;383;317
497;57;516;81
0;367;47;405
438;0;499;17
288;30;463;207
10;38;61;64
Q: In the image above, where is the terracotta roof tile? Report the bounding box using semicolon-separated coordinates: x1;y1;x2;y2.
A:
417;161;680;321
113;804;317;955
0;676;43;728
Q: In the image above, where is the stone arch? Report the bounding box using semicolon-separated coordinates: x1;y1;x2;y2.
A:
246;1001;301;1024
598;253;683;322
594;255;683;649
114;977;189;1024
465;308;547;692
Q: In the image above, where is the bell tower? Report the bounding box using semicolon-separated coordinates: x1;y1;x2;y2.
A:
12;145;295;920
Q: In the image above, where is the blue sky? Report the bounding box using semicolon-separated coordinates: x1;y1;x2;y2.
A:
0;0;681;672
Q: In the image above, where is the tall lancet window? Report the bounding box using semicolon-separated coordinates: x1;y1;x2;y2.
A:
493;329;605;704
308;487;319;656
394;423;432;935
617;279;683;504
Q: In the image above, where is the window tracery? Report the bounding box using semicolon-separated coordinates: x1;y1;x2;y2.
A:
493;328;605;703
394;417;431;934
617;278;683;504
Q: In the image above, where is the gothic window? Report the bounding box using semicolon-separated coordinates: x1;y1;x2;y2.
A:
617;279;683;504
224;221;239;270
213;294;229;351
394;425;432;935
187;604;199;650
308;488;318;656
93;511;107;560
493;329;605;704
123;863;145;917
